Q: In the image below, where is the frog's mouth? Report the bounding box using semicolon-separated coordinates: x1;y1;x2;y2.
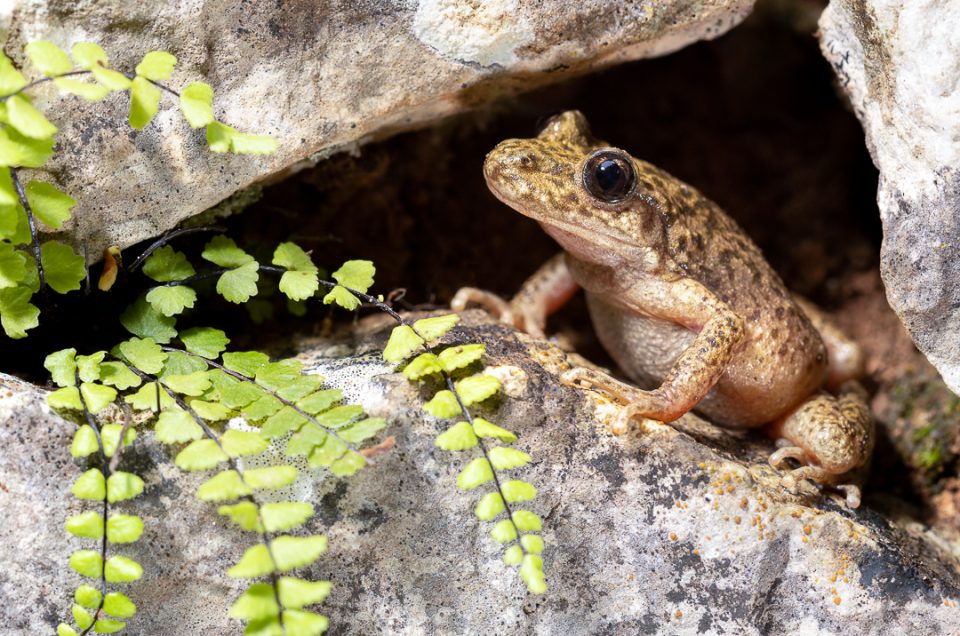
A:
486;184;635;268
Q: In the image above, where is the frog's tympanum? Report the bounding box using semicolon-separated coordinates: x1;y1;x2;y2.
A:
453;111;874;507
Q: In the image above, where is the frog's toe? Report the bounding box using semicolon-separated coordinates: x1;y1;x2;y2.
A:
606;409;631;435
770;448;820;492
558;369;661;435
836;483;862;509
613;404;659;435
559;367;635;403
769;460;862;508
777;465;829;498
611;404;638;435
559;367;592;389
768;445;808;471
451;287;513;321
778;470;801;496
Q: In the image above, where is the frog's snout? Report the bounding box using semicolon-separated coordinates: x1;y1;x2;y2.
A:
483;140;538;184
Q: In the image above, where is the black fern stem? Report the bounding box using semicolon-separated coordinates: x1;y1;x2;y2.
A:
439;371;527;552
123;363;289;634
316;280;405;322
160;381;288;634
117;71;183;100
161;269;388;320
74;373;110;636
159;264;287;288
127;225;225;273
0;67;180;106
0;69;90;102
9;167;45;294
0;64;206;296
160;345;362;453
323;284;533;563
144;77;181;99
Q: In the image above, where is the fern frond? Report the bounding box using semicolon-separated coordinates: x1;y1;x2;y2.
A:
48;359;145;635
379;311;549;594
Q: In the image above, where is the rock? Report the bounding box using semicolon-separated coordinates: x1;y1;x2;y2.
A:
0;0;753;260
818;2;960;397
3;311;959;633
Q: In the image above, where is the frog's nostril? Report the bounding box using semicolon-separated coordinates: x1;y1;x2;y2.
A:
488;143;539;174
504;149;536;171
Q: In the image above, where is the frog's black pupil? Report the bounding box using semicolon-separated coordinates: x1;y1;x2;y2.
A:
583;150;635;202
595;159;625;193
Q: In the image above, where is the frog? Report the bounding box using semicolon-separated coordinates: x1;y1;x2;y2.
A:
452;111;874;508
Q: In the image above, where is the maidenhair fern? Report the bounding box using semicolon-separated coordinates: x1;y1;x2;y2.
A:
44;235;389;633
47;349;143;636
0;41;275;339
383;315;548;594
122;230;549;594
116;233;376;347
14;35;549;636
45;234;549;632
47;323;386;634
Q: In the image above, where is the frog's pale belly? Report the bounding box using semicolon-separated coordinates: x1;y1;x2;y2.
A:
586;293;818;428
586;293;694;385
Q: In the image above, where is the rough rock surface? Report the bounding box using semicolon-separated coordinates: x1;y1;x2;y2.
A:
818;1;960;396
0;0;752;259
2;312;960;634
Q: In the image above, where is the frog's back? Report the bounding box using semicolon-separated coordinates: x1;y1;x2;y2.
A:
635;161;814;338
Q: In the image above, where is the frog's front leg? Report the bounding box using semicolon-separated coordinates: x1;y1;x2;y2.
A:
451;253;578;338
768;382;873;508
563;277;744;432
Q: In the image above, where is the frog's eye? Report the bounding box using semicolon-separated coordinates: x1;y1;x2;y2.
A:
582;149;637;204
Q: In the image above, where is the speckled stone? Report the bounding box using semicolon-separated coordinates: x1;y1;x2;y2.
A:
0;0;752;261
2;312;959;634
818;1;960;398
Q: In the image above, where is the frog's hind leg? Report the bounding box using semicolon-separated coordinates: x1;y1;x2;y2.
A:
791;294;864;391
768;382;874;508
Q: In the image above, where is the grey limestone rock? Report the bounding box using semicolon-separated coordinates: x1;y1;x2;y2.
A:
0;0;752;260
2;312;959;634
818;1;960;397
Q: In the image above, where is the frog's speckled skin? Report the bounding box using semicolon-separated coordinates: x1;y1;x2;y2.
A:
453;111;874;506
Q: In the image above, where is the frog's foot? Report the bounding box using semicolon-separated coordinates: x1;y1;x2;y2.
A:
768;385;873;508
451;287;548;339
560;367;683;435
769;448;863;508
769;446;823;494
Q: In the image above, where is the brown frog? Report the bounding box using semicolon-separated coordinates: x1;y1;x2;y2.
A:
453;111;874;507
